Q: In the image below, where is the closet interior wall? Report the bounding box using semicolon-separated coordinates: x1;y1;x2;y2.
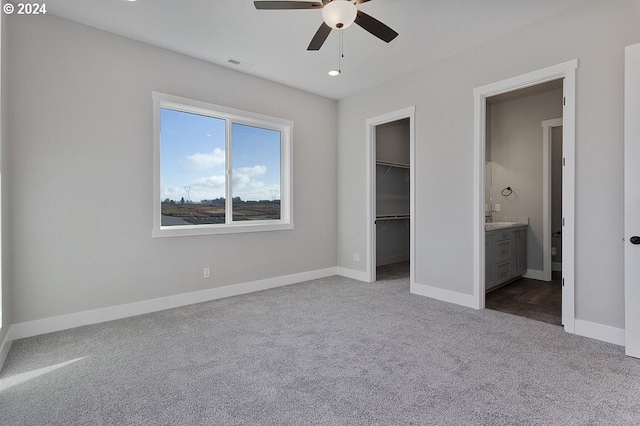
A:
376;118;410;267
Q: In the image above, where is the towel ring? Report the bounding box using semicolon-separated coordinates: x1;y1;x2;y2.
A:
501;187;513;196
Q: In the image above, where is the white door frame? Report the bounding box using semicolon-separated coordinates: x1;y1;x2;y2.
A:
366;106;416;284
473;59;577;333
542;118;563;282
624;43;640;358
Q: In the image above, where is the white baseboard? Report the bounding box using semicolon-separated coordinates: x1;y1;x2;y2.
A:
411;282;477;309
336;267;370;282
552;262;562;272
0;326;13;372
9;267;338;341
523;269;546;281
574;319;625;346
3;267;627;368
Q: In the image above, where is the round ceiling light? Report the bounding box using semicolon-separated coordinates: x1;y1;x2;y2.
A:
322;0;357;30
328;69;341;77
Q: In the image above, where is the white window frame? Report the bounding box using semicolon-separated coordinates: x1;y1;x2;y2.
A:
152;92;293;238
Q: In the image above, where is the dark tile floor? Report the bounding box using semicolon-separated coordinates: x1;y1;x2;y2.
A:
485;272;562;326
377;262;562;326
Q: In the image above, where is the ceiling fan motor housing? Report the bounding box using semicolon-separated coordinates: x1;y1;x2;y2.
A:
254;0;398;51
322;0;357;29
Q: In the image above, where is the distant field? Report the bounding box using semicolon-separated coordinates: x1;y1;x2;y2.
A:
161;202;280;225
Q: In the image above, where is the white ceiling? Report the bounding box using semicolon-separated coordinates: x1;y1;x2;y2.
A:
44;0;589;100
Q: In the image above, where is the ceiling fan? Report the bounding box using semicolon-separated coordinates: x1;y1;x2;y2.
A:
254;0;399;51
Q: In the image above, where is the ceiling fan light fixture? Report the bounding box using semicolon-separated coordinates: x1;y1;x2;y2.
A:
322;0;357;29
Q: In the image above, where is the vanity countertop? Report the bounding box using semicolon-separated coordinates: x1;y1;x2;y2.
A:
485;221;528;231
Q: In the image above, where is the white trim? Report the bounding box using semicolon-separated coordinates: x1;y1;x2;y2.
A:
473;89;487;310
472;61;577;99
411;282;477;309
542;118;563;282
336;267;370;282
1;273;624;363
0;327;13;372
624;43;640;358
152;92;294;238
9;268;337;340
365;106;416;285
473;60;577;337
523;269;546;281
561;68;577;333
575;319;625;346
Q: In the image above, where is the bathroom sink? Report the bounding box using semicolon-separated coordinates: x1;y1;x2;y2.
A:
485;222;526;230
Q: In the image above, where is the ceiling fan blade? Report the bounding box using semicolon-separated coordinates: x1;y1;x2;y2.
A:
254;1;323;10
307;22;332;50
355;0;373;3
354;10;398;43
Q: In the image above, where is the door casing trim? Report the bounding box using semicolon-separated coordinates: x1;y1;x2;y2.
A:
472;60;577;334
366;107;416;284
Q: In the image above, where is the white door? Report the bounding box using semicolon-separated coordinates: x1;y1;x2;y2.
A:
625;43;640;358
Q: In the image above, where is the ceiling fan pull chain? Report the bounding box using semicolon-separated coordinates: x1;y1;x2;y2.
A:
339;29;343;73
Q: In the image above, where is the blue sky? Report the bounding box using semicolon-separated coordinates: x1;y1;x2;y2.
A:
160;108;281;202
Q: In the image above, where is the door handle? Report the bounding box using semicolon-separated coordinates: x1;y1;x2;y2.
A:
631;236;640;245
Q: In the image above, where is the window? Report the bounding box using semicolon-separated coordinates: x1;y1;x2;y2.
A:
153;92;293;237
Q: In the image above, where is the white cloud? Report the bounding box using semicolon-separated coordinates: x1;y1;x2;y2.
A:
186;148;225;170
233;165;267;190
194;174;226;188
232;165;278;200
162;165;278;202
161;186;188;201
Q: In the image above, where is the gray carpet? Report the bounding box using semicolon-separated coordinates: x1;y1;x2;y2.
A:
1;276;639;425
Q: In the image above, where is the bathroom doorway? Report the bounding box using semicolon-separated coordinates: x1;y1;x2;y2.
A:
366;107;415;284
472;60;577;333
483;84;563;325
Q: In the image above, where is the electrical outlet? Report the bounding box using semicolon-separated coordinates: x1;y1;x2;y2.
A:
203;267;211;279
495;204;501;212
354;253;360;262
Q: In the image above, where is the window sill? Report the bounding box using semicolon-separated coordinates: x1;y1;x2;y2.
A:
152;221;294;238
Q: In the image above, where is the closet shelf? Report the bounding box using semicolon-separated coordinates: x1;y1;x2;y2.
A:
375;214;410;222
376;160;409;169
376;214;410;231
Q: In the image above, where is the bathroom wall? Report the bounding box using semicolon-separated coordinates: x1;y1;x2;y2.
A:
551;126;563;265
488;85;563;272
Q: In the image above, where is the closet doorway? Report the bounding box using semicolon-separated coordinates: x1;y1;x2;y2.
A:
366;107;415;284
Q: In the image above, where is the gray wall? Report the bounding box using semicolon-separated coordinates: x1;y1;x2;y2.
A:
7;15;337;323
489;87;563;272
376;119;410;165
337;0;639;329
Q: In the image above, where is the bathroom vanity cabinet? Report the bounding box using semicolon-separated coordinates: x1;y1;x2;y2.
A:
485;225;527;292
